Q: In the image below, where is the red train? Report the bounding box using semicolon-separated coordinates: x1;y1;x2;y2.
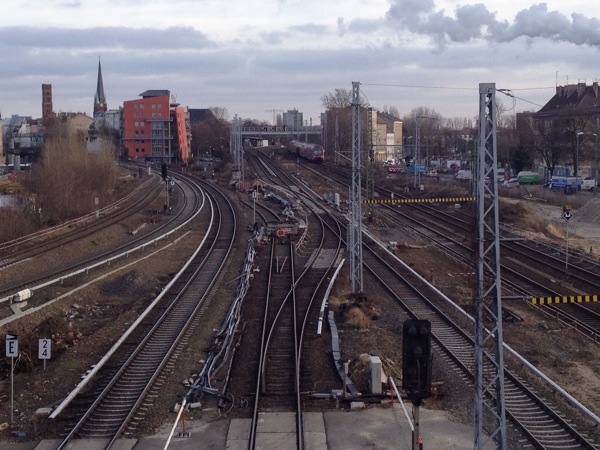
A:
288;140;324;163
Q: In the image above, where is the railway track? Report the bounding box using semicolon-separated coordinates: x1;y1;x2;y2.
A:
0;174;204;323
209;152;344;449
306;159;600;342
270;152;600;447
52;177;237;448
354;227;600;448
0;167;160;256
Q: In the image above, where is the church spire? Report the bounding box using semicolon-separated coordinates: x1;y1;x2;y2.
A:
94;57;107;117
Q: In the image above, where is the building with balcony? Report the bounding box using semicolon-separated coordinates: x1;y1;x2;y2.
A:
122;90;190;163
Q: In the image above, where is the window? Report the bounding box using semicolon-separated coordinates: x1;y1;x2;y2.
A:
135;122;139;127
134;103;139;109
140;122;144;127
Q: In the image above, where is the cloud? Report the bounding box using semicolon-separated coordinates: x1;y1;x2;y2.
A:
384;1;600;49
0;26;215;51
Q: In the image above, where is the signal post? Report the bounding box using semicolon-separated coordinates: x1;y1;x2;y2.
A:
403;319;432;450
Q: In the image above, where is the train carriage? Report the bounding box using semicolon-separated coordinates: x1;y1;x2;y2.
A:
288;140;324;163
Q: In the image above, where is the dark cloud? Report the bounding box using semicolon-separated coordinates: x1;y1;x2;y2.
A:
337;17;346;37
289;23;328;34
260;31;288;45
0;25;215;50
385;1;600;49
60;1;82;8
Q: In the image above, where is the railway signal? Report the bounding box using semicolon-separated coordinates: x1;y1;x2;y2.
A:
402;319;432;405
161;163;168;180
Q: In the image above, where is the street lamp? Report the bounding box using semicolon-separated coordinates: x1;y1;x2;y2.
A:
415;119;422;188
575;131;583;178
415;116;436;188
594;133;598;195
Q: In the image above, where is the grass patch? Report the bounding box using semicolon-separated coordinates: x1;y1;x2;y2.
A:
344;306;372;329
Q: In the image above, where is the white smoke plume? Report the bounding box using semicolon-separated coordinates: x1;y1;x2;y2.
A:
386;1;600;48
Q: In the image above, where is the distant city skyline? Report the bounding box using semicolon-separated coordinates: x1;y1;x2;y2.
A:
1;0;600;123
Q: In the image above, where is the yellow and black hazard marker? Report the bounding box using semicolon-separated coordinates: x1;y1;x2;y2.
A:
531;295;598;304
362;197;475;204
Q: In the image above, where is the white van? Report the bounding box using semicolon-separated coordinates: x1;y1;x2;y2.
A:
455;170;473;181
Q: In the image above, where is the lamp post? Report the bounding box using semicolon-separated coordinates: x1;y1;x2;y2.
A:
575;131;583;178
594;133;598;195
415;116;436;188
414;118;421;188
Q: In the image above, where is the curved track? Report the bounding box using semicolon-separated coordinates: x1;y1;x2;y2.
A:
54;177;237;448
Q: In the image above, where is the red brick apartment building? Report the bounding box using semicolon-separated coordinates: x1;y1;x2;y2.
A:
122;90;190;163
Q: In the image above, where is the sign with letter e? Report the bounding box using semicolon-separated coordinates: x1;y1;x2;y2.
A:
5;334;18;357
39;339;51;360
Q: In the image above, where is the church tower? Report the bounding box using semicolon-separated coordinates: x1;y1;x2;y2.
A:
93;58;107;117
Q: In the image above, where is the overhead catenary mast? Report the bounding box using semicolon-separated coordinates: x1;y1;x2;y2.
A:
474;82;506;450
349;81;364;294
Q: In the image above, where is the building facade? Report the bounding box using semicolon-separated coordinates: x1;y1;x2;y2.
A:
283;109;303;130
122;90;190;163
532;82;600;178
369;110;403;163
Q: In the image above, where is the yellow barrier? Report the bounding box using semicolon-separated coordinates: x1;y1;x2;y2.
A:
532;295;598;304
362;197;475;204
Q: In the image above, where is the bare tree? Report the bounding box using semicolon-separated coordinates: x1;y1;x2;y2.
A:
31;132;117;223
402;107;444;161
321;88;352;110
321;88;367;110
209;107;228;121
373;104;400;118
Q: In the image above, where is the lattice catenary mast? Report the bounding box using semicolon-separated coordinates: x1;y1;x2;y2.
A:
349;81;364;294
474;82;506;449
230;114;244;187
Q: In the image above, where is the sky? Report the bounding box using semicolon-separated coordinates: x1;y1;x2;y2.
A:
2;0;600;125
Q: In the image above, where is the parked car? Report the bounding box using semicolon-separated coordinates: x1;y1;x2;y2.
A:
503;178;519;187
427;170;438;177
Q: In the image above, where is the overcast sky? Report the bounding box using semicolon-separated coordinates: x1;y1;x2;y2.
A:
2;0;600;125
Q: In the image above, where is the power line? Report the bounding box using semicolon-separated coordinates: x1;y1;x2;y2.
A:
362;82;476;91
362;82;550;110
